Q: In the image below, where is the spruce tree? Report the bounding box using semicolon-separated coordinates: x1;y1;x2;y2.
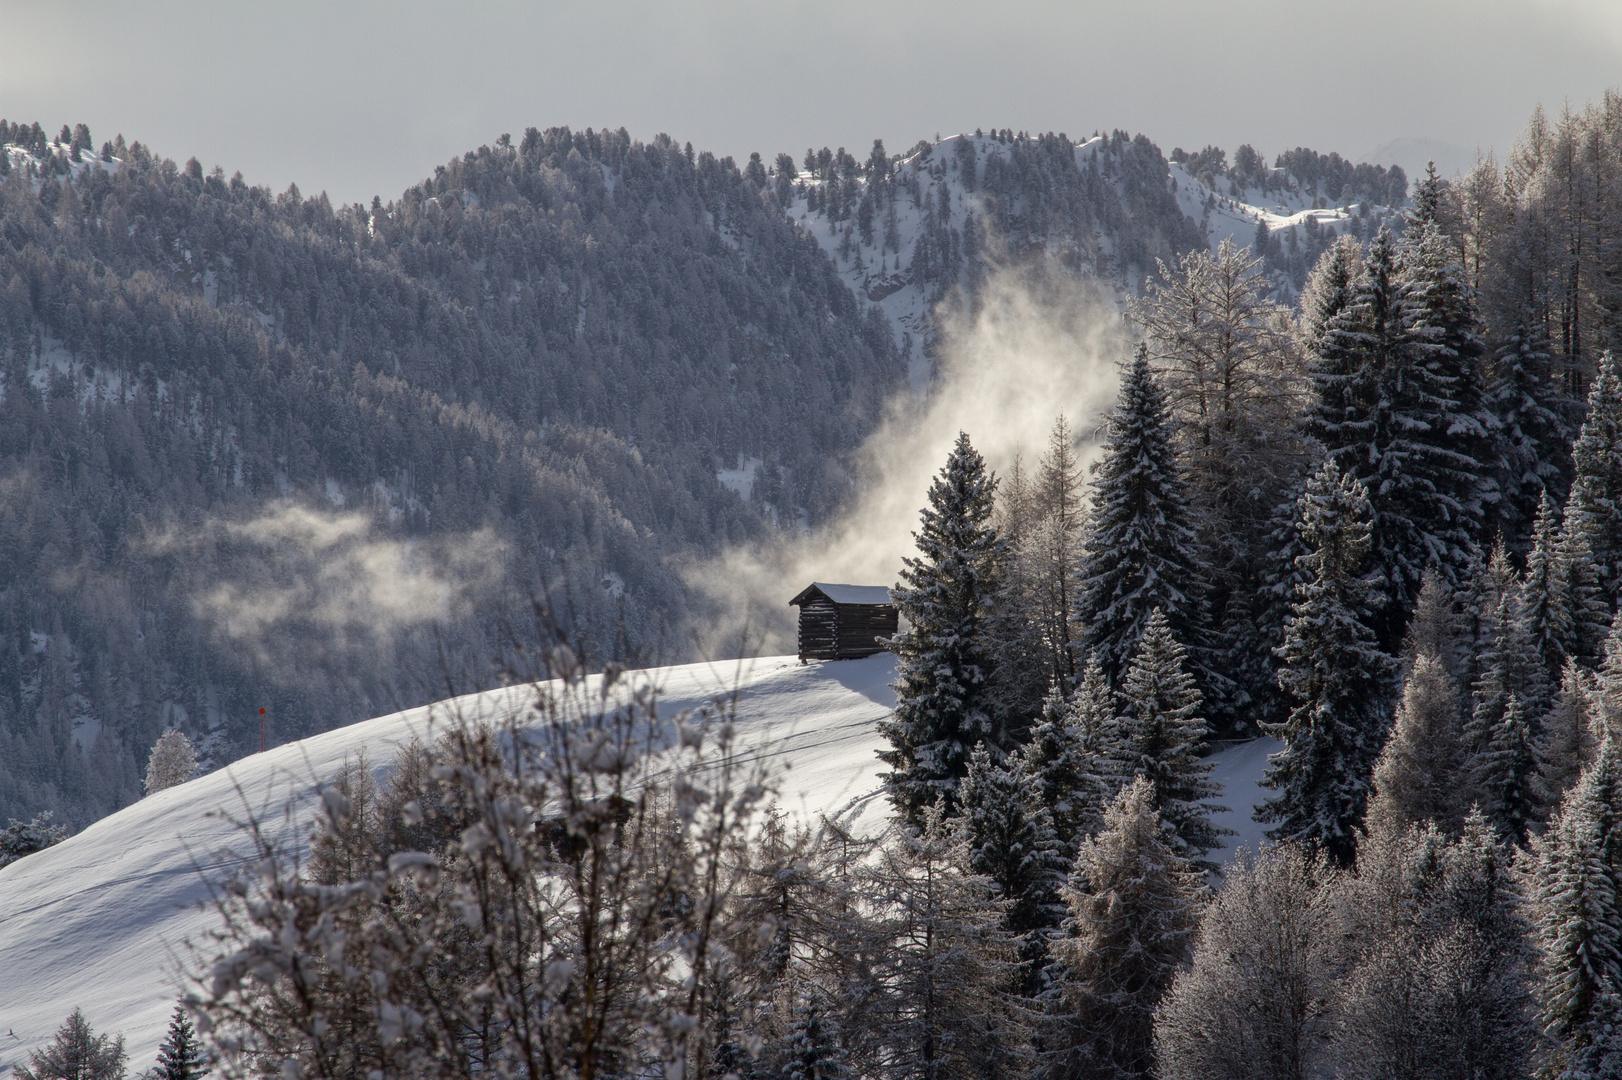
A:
880;432;1005;822
1531;775;1622;1067
1260;458;1395;864
1076;347;1219;702
1019;672;1108;858
1490;313;1572;545
959;744;1068;994
1538;660;1601;816
1099;610;1227;868
154;1004;210;1080
1599;620;1622;737
1402;221;1497;549
1308;226;1482;651
782;993;849;1080
1472;692;1541;844
1467;583;1553;764
1523;490;1576;677
1565;352;1622;623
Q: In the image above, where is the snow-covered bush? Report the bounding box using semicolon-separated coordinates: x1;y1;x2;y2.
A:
0;810;70;869
144;729;199;795
188;639;780;1080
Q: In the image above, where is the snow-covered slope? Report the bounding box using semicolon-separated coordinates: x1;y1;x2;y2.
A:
0;653;1279;1073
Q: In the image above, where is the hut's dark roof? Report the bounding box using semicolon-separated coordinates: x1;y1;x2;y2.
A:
789;582;893;607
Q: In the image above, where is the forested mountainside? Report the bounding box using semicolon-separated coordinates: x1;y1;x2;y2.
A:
784;130;1410;375
0;123;902;826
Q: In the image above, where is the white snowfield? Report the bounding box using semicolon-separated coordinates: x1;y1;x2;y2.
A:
0;653;1278;1073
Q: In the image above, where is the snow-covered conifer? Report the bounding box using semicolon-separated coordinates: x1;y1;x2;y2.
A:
1402;221;1497;548
1490;313;1572;545
1260;458;1395;864
1523;489;1576;676
1368;653;1467;834
1076;347;1221;704
1471;692;1541;843
781;992;848;1080
959;744;1068;992
880;432;1005;822
1599;621;1622;737
1401;569;1468;684
1309;226;1482;650
144;728;198;795
1538;660;1601;815
1467;585;1552;765
1565;351;1622;622
1531;776;1622;1066
1019;676;1107;858
1099;610;1227;868
1049;777;1204;1080
14;1008;126;1080
154;1004;210;1080
1132;238;1307;736
1154;844;1339;1080
866;805;1021;1080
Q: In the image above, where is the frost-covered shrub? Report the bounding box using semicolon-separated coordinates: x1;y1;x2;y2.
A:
0;810;70;869
188;640;779;1080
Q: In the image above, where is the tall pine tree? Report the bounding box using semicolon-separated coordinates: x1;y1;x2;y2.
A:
1260;458;1395;864
881;432;1005;822
1076;346;1221;708
1565;350;1622;629
1098;610;1227;869
1308;226;1484;651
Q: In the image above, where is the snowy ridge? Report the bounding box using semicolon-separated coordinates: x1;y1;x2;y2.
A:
790;131;1404;384
0;651;1279;1073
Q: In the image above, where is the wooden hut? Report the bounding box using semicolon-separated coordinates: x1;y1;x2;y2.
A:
788;583;898;662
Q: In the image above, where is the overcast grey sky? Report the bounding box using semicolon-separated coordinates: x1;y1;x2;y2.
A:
1;1;1618;207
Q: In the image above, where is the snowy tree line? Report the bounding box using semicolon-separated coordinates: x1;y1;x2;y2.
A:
862;109;1622;1080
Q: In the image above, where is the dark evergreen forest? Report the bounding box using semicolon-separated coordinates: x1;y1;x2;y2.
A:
0;123;903;826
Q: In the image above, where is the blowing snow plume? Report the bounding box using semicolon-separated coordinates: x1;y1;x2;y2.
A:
687;267;1127;657
144;501;507;682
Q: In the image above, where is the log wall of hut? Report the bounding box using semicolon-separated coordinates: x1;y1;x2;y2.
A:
794;599;898;661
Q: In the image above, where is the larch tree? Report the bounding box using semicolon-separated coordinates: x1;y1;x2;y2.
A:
1076;346;1220;705
1154;844;1339;1080
1368;652;1467;835
1132;238;1308;734
144;728;199;795
1260;458;1395;865
15;1009;127;1080
865;805;1022;1080
1048;777;1205;1080
1536;660;1600;816
880;432;1006;823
